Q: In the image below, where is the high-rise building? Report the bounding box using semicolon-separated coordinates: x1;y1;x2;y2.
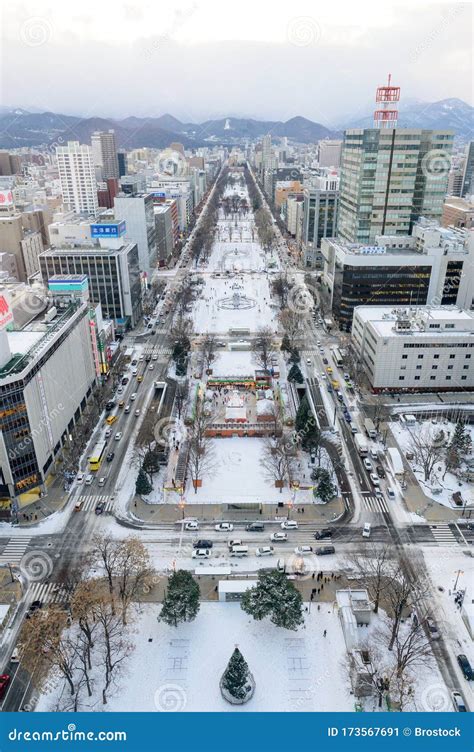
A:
338;129;454;244
302;174;339;267
461;141;474;197
91;130;119;180
56;141;98;216
318;140;342;168
0;152;21;176
321;218;473;330
117;150;127;178
442;196;474;229
113;193;157;278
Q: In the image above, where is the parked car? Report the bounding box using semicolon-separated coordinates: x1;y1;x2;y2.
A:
452;691;467;712
215;522;233;532
106;452;115;462
0;674;11;700
369;473;380;486
228;539;242;549
314;529;332;540
192;548;211;559
362;522;371;538
376;465;386;479
121;377;129;385
387;488;396;500
184;521;199;531
193;540;213;549
457;654;473;680
281;520;298;530
256;546;274;557
95;502;105;515
294;546;313;556
270;532;288;542
315;545;336;556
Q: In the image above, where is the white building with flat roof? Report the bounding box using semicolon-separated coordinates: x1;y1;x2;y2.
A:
56;142;98;216
352;305;474;392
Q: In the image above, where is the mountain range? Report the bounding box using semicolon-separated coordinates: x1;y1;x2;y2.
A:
0;98;471;150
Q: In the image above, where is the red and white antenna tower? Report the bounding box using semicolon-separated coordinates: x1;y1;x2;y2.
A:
374;74;400;128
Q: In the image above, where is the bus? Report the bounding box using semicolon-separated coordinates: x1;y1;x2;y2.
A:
124;347;135;364
89;441;107;471
331;347;344;368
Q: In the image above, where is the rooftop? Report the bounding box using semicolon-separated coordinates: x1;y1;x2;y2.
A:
354;305;474;337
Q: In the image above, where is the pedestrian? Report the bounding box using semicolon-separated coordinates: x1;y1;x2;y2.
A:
312;572;315;580
317;604;320;611
317;588;320;595
323;629;327;638
302;507;304;514
321;583;324;591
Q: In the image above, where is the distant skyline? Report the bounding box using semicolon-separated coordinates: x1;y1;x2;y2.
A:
2;0;472;127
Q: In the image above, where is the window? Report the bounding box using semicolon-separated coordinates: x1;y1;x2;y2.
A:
466;354;471;359
449;354;455;359
463;365;469;369
448;365;453;370
399;376;405;381
417;354;424;359
461;375;467;380
402;354;408;360
446;376;451;380
430;375;436;380
433;354;440;359
416;365;422;370
414;376;420;381
432;365;438;370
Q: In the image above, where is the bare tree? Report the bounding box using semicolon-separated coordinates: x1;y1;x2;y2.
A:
174;382;188;420
95;597;134;705
90;534;123;613
384;563;425;651
115;537;155;625
345;545;395;614
279;307;307;345
406;425;445;482
201;332;218;372
187;399;216;493
252;326;276;373
260;434;296;492
20;607;77;697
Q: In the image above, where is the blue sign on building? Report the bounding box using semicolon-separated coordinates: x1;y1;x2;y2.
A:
90;220;126;238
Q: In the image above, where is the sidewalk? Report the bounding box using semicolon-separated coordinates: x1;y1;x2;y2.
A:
15;473;69;528
128;493;345;526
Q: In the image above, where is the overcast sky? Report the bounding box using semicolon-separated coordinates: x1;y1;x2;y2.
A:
2;0;472;126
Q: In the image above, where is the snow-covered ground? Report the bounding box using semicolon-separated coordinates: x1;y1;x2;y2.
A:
192;274;277;334
38;602;354;713
391;420;473;510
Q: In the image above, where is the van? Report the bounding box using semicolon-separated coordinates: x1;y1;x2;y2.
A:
245;522;264;532
362;523;371;538
315;545;336;556
230;545;248;557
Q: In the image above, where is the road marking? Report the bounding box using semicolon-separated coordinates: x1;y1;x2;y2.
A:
362;495;389;515
429;523;459;546
26;581;70;605
0;536;31;564
76;495;115;513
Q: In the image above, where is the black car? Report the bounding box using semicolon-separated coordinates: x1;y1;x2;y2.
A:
245;522;265;532
151;330;156;335
457;654;473;680
193;540;213;549
95;502;105;516
106;452;115;462
105;400;115;412
322;358;329;365
315;545;336;556
121;377;129;386
314;529;332;540
376;465;386;479
25;600;43;619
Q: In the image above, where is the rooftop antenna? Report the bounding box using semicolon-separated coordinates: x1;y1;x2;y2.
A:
374;74;400;128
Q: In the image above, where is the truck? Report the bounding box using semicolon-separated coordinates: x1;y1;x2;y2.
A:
387;447;404;478
354;433;368;457
364;418;377;439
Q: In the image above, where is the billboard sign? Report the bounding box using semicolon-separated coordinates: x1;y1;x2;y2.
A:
0;294;13;330
0;190;14;206
90;220;126;238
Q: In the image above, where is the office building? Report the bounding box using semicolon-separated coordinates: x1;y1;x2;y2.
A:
154;203;175;266
91;130;119;180
0;195;44;281
442;197;474;229
56;141;98;216
113;193;157;277
39;220;142;329
352;306;474;393
117;150;127;178
321;219;473;330
0;152;21;176
302;174;339;267
338;129;454;244
318;140;342;168
461;141;474;197
0;297;98;514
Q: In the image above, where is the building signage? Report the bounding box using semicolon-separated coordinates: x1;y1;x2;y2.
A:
90;220;126;238
0;294;13;330
0;190;13;206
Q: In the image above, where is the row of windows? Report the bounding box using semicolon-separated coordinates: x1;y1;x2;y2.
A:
399;375;468;381
403;342;474;349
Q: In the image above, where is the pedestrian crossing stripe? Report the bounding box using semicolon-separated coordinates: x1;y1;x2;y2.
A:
362;495;389;515
26;581;70;605
429;524;459;546
0;536;31;563
76;495;115;513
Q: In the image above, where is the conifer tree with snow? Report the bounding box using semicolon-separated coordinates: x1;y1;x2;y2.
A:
220;647;255;704
450;422;472;458
136;468;152;496
241;569;304;631
288;362;304;384
313;467;337;502
160;570;200;627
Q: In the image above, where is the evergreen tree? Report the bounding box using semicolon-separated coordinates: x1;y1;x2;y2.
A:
160;570;200;627
313;467;336;502
221;648;252;701
281;333;291;353
288;363;304;384
450;422;472;457
136;468;152;496
241;569;303;631
295;395;310;432
288;347;301;365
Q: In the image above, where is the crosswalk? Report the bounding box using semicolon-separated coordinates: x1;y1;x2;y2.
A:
0;536;31;564
362;494;389;515
26;581;70;606
76;495;115;514
429;523;459;546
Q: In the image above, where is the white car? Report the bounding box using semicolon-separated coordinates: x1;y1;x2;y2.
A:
215;522;234;532
281;520;298;530
115;432;123;441
306;358;312;366
85;474;93;485
294;546;313;556
255;546;274;557
98;477;106;488
124;405;130;414
105;428;112;438
370;473;380;486
185;521;199;531
152;354;158;361
270;532;288;542
135;409;140;417
362;522;371;538
228;539;242;549
139;355;144;361
316;341;321;346
387;488;396;500
148;364;154;370
192;548;211;559
363;459;372;471
130;393;137;401
76;472;84;484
